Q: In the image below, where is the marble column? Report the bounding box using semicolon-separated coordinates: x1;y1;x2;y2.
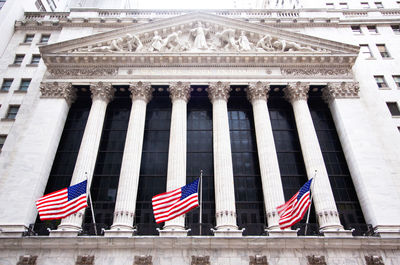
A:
159;82;191;237
105;82;153;237
207;82;242;237
52;82;114;237
0;82;75;236
284;82;347;236
324;82;400;238
247;82;290;236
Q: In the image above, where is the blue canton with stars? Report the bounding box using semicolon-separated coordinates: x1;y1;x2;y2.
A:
67;180;87;201
297;178;312;201
180;178;199;200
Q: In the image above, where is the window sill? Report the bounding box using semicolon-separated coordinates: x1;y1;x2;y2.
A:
382;57;394;60
26;64;38;67
392;115;400;119
14;90;27;94
1;118;15;122
378;87;391;90
8;64;21;67
0;90;9;93
365;57;376;60
19;42;32;46
37;42;48;46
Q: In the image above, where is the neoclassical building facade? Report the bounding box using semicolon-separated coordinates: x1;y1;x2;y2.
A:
0;5;399;265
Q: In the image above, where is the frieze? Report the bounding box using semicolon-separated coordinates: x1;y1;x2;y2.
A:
130;82;153;103
323;82;360;102
168;82;192;103
207;81;231;102
49;68;118;77
247;82;270;102
40;82;76;105
284;82;310;102
282;68;352;76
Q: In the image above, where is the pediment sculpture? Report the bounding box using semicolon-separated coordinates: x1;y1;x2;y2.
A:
70;22;326;54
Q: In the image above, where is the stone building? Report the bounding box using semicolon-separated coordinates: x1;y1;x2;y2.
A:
0;0;400;264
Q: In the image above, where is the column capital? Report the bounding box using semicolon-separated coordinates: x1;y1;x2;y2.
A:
323;82;360;103
283;82;310;103
247;81;270;102
168;81;191;103
207;81;231;102
90;82;115;103
40;82;77;106
129;82;153;103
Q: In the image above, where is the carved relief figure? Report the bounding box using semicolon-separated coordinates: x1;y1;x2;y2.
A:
272;39;315;52
256;35;275;51
215;28;239;51
149;31;163;52
124;34;143;52
190;22;210;50
237;31;252;51
161;31;190;52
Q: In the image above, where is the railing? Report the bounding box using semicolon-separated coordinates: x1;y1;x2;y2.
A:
187;223;215;236
79;223;109;236
344;223;378;237
293;223;323;236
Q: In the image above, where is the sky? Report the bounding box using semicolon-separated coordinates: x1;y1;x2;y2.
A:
137;0;238;9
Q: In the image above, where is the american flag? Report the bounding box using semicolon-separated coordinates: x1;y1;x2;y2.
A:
36;180;88;220
277;178;313;230
152;178;199;224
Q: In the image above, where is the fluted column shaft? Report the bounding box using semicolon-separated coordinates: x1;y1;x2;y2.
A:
110;82;152;232
284;82;342;230
57;82;114;232
207;82;238;232
247;82;285;230
162;82;191;233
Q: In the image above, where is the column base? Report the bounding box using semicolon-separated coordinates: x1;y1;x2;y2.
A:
49;224;81;237
321;228;353;237
0;224;28;237
158;227;189;237
212;226;244;237
104;228;136;237
266;229;298;237
374;225;400;238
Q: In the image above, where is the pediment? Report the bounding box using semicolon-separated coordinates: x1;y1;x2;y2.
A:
40;12;359;69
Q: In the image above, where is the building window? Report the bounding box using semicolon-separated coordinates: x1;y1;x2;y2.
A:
35;0;46;11
31;55;41;65
24;34;34;43
361;2;369;8
359;44;373;58
6;105;20;119
40;34;50;44
46;0;56;11
351;26;362;34
391;25;400;33
1;79;13;91
326;2;334;7
377;44;390;58
374;76;388;88
367;25;377;33
387;102;400;116
397;1;400;7
13;54;24;65
0;0;5;10
339;2;348;9
374;1;383;8
393;76;400;88
0;135;6;151
19;79;31;92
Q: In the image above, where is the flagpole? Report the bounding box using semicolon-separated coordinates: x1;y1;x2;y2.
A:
85;172;98;236
304;170;317;236
199;170;203;236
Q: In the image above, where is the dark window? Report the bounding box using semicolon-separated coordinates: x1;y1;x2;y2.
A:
268;88;316;229
309;87;365;227
326;3;334;7
34;87;91;233
359;44;373;58
84;87;131;228
185;86;215;236
374;75;388;88
31;55;41;64
391;25;400;33
387;102;400;116
374;1;383;8
24;34;34;43
135;87;170;235
339;2;348;9
6;105;19;119
19;79;31;91
46;0;56;11
1;79;13;91
367;25;377;33
229;87;265;236
361;2;369;8
13;55;24;65
40;34;50;44
351;26;362;34
0;0;5;10
0;135;6;150
393;76;400;88
35;0;46;11
377;44;390;58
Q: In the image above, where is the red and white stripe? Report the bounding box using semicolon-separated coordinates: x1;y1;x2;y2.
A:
152;188;199;223
278;191;311;229
36;188;87;220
